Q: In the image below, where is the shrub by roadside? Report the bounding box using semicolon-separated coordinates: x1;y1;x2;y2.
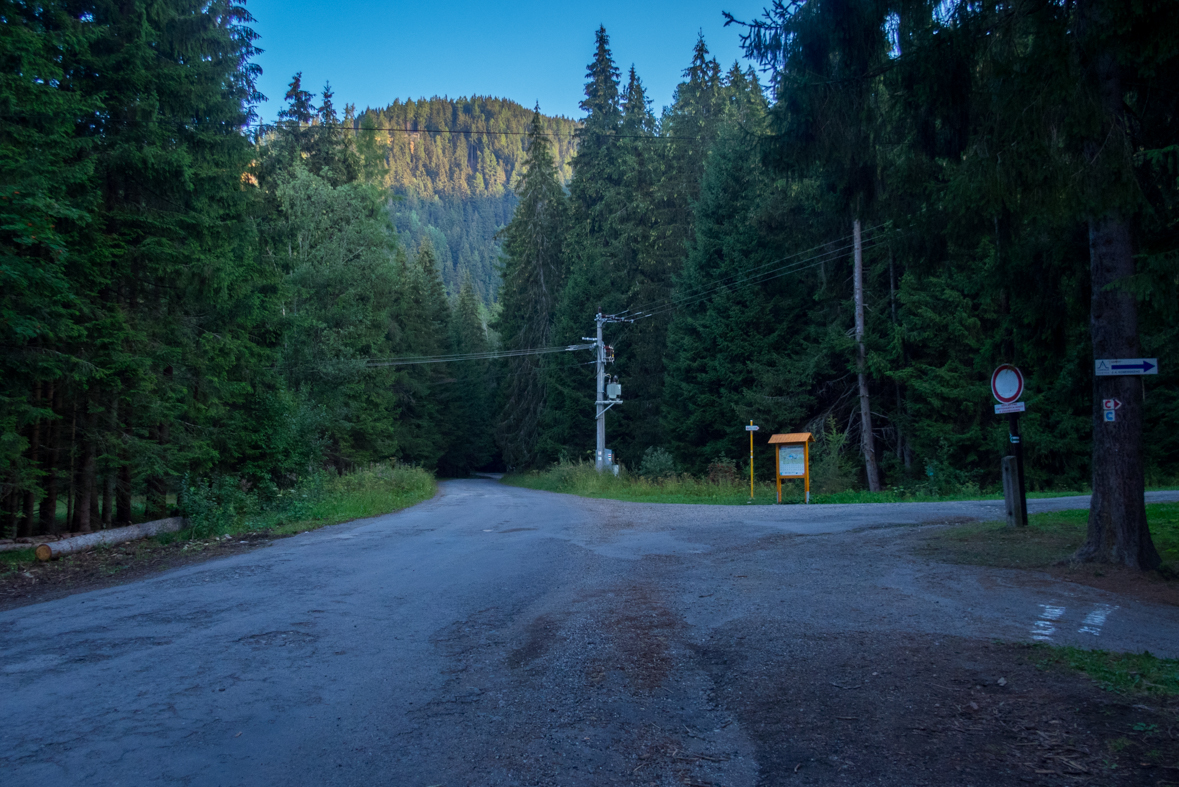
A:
179;462;436;539
0;463;436;583
504;457;1094;507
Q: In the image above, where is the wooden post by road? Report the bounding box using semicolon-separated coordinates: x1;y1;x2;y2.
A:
1008;413;1028;526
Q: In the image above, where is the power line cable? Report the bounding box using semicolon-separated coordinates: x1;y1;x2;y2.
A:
613;225;888;322
1;113;719;142
363;343;595;368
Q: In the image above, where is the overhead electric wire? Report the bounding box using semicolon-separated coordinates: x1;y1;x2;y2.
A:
362;343;595;367
280;224;892;370
251;120;714;142
1;113;718;142
612;224;889;322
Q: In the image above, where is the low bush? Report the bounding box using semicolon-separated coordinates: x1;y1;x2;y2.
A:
640;447;678;479
179;462;435;539
706;456;738;485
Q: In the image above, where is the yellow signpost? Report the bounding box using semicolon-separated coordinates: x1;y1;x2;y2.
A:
769;432;813;504
745;421;760;501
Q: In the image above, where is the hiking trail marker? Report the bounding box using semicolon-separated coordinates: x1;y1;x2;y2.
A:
1095;358;1157;377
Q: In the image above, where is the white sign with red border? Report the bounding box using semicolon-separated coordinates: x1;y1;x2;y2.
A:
991;364;1025;404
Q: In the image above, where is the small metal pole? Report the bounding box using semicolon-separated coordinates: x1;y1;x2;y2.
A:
776;446;782;504
804;440;811;504
1008;412;1028;525
749;420;755;500
595;313;605;472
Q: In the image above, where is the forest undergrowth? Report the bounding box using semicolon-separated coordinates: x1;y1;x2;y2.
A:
503;455;1098;507
0;463;435;575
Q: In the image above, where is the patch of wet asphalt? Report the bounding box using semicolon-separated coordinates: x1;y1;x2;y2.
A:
2;481;1177;786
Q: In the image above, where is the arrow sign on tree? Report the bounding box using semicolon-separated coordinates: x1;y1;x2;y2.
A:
1095;358;1158;376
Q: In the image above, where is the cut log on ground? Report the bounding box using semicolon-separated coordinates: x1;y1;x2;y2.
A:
34;517;187;561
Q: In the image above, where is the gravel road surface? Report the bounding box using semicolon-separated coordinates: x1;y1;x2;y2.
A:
3;482;1177;786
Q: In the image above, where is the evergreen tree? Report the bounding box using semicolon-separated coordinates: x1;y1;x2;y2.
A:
494;109;568;468
544;27;629;464
662;92;792;472
390;242;452;468
438;276;496;475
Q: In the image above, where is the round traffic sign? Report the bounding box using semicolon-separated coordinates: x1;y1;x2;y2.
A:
990;364;1024;404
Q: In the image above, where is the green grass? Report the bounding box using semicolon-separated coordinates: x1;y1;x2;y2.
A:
0;548;37;569
177;462;437;539
0;464;436;578
503;460;1095;506
1036;645;1179;696
921;503;1179;569
258;464;436;537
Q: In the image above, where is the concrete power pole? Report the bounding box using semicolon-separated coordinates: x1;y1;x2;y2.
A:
587;310;630;472
595;313;606;471
854;219;882;492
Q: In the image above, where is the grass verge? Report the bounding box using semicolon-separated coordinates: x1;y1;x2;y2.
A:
919;503;1179;569
0;463;435;579
503;460;1093;506
1036;644;1179;696
176;462;437;540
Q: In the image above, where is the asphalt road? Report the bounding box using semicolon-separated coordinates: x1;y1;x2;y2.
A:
3;482;1178;786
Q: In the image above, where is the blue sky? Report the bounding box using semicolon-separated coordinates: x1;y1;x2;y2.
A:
244;0;772;122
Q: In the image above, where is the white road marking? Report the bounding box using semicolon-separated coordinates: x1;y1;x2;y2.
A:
1079;604;1117;636
1031;604;1066;642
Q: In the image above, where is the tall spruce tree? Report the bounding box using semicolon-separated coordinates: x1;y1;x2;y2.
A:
494;109;567;468
390;242;452;469
734;0;893;491
439;276;496;475
543;28;628;464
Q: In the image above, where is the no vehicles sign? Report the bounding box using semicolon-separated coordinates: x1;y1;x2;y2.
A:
990;365;1024;404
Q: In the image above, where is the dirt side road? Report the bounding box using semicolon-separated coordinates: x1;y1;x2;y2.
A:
2;481;1177;786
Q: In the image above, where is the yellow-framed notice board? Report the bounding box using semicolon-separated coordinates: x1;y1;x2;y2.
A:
769;432;813;503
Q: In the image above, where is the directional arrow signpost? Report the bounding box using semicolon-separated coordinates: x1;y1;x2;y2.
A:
1095;358;1158;376
1095;359;1157;422
746;422;759;501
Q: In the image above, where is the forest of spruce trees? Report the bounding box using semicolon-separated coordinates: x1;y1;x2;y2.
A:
2;0;1177;565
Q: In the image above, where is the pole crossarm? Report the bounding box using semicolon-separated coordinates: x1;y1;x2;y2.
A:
595;401;621;418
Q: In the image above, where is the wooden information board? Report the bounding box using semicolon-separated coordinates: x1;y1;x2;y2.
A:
768;432;813;504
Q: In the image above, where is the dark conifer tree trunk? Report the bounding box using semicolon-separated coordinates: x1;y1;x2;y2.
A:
39;382;60;533
66;397;77;531
1075;214;1159;568
146;423;166;520
19;383;40;537
77;415;96;533
116;460;132;526
1071;0;1160;569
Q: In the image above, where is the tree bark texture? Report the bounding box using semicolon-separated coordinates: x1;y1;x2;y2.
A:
19;383;42;538
1070;0;1159;570
35;516;186;561
1074;214;1159;568
854;219;882;492
39;382;60;533
76;416;96;534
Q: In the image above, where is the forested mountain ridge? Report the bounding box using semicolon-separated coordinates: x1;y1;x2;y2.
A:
356;96;577;199
353;97;577;303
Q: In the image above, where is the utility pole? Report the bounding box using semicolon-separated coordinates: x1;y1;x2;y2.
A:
596;313;606;471
854;219;882;492
587;310;631;472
